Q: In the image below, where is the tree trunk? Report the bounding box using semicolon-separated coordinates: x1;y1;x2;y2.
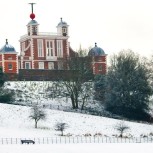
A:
70;94;76;109
35;120;38;128
61;130;63;136
81;98;86;110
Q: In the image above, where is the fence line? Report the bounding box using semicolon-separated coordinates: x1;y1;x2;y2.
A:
0;136;153;145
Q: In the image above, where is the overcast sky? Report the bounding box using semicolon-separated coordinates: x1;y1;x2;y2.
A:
1;0;153;57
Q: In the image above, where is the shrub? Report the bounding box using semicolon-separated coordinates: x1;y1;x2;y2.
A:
0;90;14;104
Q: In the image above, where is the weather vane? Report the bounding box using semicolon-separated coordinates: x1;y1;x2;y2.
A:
29;3;36;20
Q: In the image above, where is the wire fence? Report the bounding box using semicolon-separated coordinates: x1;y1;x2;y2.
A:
0;136;153;145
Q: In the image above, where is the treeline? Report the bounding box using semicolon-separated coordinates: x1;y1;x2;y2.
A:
94;50;153;122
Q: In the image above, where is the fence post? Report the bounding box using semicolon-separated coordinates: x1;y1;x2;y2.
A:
46;138;48;144
73;137;74;143
60;137;61;143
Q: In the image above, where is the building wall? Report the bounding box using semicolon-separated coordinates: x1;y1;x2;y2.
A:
91;56;107;75
3;54;18;73
20;36;69;70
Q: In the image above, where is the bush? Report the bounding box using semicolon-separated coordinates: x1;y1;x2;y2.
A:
107;106;151;122
0;90;14;104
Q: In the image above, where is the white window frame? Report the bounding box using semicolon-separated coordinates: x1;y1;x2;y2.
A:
25;62;31;69
48;62;54;69
57;40;63;57
46;40;54;57
37;39;44;57
39;62;44;69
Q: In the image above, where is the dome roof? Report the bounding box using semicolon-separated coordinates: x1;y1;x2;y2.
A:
88;43;105;56
28;19;38;25
57;18;68;27
0;39;16;53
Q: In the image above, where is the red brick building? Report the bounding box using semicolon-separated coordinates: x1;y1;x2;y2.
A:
0;39;18;74
0;3;107;79
88;43;107;75
18;16;73;70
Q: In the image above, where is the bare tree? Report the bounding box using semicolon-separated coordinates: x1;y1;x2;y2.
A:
60;56;93;109
29;104;46;128
80;82;93;110
55;122;69;136
114;121;130;137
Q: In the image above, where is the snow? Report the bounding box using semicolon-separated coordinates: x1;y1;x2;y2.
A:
1;81;153;152
0;144;153;153
0;103;153;139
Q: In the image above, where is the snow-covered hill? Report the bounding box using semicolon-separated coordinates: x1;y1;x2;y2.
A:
0;103;153;138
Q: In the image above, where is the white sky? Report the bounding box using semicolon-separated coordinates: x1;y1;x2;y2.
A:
1;0;153;57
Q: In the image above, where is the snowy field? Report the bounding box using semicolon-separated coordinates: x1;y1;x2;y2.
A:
0;103;153;139
1;143;153;153
1;81;153;152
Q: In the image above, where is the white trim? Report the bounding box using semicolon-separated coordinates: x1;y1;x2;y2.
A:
46;40;55;57
48;62;54;69
2;54;4;72
21;42;25;52
31;38;34;69
57;40;63;57
37;39;44;57
67;41;70;56
25;62;31;69
21;41;31;52
16;54;19;73
38;62;44;69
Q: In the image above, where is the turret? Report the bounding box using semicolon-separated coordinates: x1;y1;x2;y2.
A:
56;18;69;36
27;3;39;36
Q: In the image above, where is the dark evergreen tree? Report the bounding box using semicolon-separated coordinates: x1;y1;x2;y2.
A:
105;50;153;121
94;74;107;101
0;67;14;104
0;67;4;87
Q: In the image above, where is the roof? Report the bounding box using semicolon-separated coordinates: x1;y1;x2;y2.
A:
57;18;68;27
0;39;16;53
88;43;105;56
27;20;38;25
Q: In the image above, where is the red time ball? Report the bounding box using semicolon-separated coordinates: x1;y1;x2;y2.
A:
30;13;35;20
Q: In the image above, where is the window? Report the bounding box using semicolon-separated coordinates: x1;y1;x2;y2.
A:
8;64;13;70
62;27;67;36
8;56;12;60
62;27;67;33
25;62;31;69
32;26;37;35
37;39;44;57
39;62;44;69
46;40;54;57
48;62;54;69
57;40;63;57
98;65;103;71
